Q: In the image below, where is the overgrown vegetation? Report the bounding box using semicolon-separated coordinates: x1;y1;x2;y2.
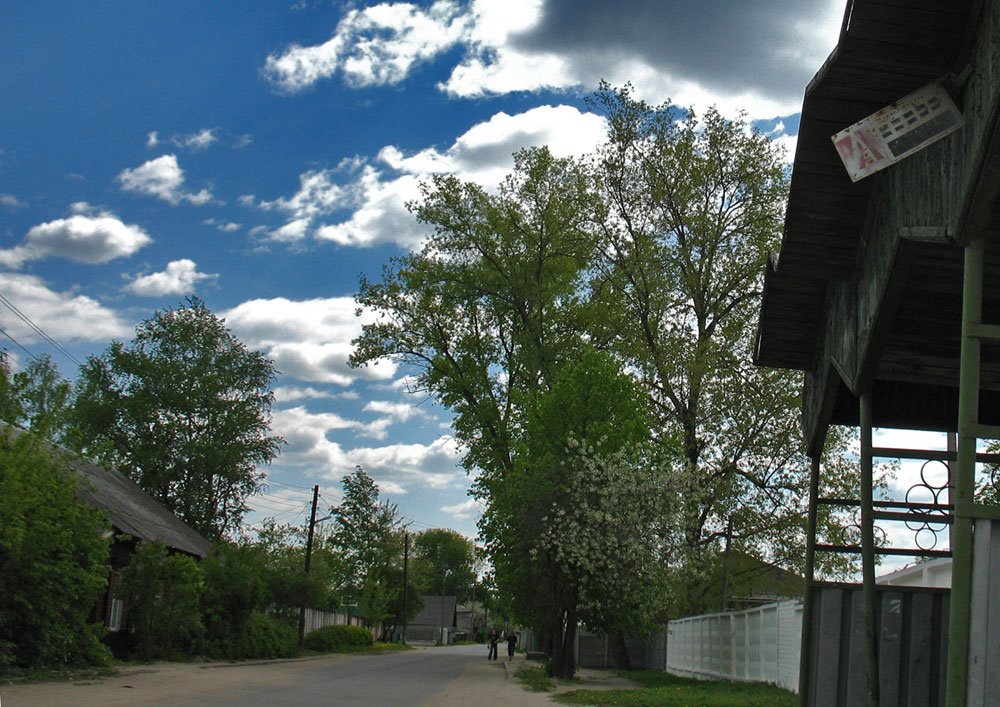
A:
0;426;112;671
303;624;374;653
553;670;797;706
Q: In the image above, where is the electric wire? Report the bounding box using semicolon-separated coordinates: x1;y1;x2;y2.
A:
0;324;38;361
0;293;82;366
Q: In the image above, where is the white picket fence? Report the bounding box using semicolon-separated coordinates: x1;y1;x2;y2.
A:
666;599;802;692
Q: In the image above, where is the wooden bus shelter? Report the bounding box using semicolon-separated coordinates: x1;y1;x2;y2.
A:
755;1;1000;704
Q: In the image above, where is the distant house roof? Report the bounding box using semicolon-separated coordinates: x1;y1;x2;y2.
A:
410;595;457;629
3;424;212;558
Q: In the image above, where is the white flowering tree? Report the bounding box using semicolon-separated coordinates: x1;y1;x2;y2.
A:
480;347;673;678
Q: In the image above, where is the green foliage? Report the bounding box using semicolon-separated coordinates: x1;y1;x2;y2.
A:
411;528;477;602
351;84;847;677
116;541;204;660
200;541;269;657
1;355;74;444
515;664;554;692
327;466;406;628
70;297;283;539
588;83;824;613
0;428;112;670
236;612;297;659
303;624;374;652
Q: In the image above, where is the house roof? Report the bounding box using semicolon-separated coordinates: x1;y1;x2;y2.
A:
72;454;213;558
410;595;457;628
3;424;212;558
755;0;974;371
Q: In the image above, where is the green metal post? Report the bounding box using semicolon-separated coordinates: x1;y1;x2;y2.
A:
860;394;879;707
945;236;984;706
798;454;821;703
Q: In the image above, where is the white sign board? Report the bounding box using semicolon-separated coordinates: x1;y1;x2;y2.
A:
832;82;964;182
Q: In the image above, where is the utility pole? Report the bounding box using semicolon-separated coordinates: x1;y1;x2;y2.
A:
402;532;409;644
298;484;320;651
720;515;732;612
439;565;450;645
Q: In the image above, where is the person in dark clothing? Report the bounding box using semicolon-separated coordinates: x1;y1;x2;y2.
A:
506;631;517;660
487;627;500;660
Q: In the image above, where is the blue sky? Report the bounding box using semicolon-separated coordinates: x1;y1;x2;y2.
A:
0;0;843;540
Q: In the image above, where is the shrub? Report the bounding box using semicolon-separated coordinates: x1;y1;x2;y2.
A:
237;612;297;659
0;431;112;670
304;624;373;653
200;542;268;658
117;541;204;660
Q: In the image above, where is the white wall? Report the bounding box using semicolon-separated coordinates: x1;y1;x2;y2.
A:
666;600;802;693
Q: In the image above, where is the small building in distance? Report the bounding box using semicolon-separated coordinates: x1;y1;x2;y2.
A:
406;594;457;644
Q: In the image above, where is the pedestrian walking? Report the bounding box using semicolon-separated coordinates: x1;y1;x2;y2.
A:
487;627;500;660
506;631;517;660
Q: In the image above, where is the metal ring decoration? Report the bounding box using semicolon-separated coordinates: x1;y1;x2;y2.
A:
902;459;951;549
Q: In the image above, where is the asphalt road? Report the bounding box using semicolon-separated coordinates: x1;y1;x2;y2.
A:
1;644;556;707
167;643;497;706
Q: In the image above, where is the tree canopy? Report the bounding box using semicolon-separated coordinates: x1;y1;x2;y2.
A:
70;297;283;539
326;465;411;633
411;528;477;602
351;84;849;677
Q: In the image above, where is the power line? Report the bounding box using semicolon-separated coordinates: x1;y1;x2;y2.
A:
0;293;82;367
0;324;38;362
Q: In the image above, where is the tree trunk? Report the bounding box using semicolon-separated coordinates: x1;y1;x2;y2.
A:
611;630;631;670
551;603;577;679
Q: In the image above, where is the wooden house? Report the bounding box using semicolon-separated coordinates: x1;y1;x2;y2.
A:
756;0;1000;704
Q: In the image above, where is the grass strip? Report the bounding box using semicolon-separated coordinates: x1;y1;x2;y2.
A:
553;669;797;706
515;664;554;692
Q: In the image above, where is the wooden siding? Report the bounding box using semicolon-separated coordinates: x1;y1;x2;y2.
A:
756;0;1000;450
803;583;949;707
967;519;1000;704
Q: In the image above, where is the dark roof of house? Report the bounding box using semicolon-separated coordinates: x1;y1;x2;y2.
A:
3;424;213;558
72;454;213;558
410;595;457;628
755;0;974;371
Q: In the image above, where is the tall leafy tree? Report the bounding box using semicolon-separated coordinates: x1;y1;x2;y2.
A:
351;148;603;675
484;347;668;676
411;528;477;602
0;354;74;443
351;147;601;480
589;84;821;612
327;466;405;627
71;297;283;539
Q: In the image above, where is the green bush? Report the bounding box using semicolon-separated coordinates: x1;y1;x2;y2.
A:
0;431;112;670
237;612;298;659
117;541;204;660
303;624;373;652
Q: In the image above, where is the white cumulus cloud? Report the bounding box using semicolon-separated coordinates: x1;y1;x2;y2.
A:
0;273;131;343
223;296;397;386
264;0;469;92
117;154;213;205
125;258;218;297
262;103;604;250
0;206;152;268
